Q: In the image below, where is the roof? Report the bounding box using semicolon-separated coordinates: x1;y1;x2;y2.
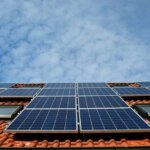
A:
0;82;149;149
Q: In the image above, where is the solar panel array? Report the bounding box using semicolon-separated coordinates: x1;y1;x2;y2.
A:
138;82;150;87
0;88;40;97
78;88;116;96
45;83;75;88
6;82;150;133
7;83;77;133
114;87;150;96
80;108;150;131
27;97;76;108
78;82;108;88
38;88;75;96
79;96;128;108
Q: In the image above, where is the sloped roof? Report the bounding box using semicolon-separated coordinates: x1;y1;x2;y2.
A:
0;82;149;149
0;100;149;148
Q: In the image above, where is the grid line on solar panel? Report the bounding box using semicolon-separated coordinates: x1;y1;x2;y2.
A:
27;97;76;108
6;109;77;132
79;108;150;132
78;83;108;88
78;88;117;96
114;87;150;96
38;88;76;96
79;96;128;108
0;88;39;97
45;83;75;88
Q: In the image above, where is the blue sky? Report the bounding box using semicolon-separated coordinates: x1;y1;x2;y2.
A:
0;0;149;82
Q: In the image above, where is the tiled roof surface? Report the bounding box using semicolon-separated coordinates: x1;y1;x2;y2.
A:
126;99;150;106
0;120;150;148
0;101;28;106
108;83;140;87
0;83;150;148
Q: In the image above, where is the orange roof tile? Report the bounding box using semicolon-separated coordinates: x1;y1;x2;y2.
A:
125;99;150;106
0;97;150;148
0;121;149;148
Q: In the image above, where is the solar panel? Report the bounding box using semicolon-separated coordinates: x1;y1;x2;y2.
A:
0;83;14;88
6;109;77;133
38;88;75;96
114;87;150;96
138;82;150;87
45;83;75;88
0;89;5;92
78;88;116;96
5;82;150;134
0;88;39;97
27;97;76;108
79;108;150;132
79;96;128;108
78;82;108;88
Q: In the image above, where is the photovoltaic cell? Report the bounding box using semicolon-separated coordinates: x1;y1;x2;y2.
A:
80;108;150;132
27;97;76;108
7;109;77;132
79;96;128;108
114;87;150;96
78;88;116;96
38;88;75;96
0;88;39;97
45;83;75;88
78;83;108;88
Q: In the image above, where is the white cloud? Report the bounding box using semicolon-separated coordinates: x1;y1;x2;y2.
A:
0;0;149;82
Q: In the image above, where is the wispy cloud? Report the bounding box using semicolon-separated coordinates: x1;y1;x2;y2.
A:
0;0;149;82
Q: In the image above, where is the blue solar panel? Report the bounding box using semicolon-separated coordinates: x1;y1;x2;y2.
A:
0;89;5;92
38;88;75;96
45;83;75;88
114;87;150;96
78;88;116;96
0;83;14;88
138;82;150;87
0;88;39;97
7;109;77;132
80;108;150;132
5;82;150;134
78;83;108;88
27;97;76;108
79;96;128;108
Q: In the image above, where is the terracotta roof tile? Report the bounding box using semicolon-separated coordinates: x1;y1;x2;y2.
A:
0;98;149;148
126;99;150;106
0;101;28;106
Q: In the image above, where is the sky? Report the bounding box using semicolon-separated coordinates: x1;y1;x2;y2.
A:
0;0;150;83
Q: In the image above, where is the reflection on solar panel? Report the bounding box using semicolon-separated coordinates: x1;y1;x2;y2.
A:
7;109;77;132
0;88;39;97
114;87;150;96
38;88;75;96
0;83;14;88
138;82;150;87
80;108;150;132
79;96;128;108
78;88;116;96
45;83;75;88
27;97;76;108
78;83;108;88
